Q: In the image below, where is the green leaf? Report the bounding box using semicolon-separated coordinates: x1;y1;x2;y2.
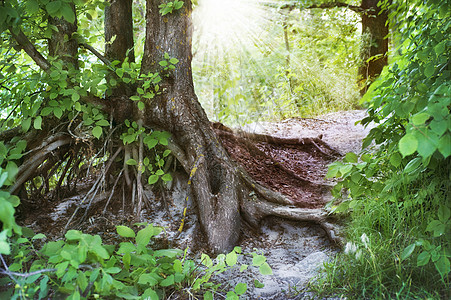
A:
174;1;184;9
173;259;183;273
22;118;32;132
139;274;160;286
142;288;159;300
116;225;135;238
403;157;421;173
61;3;75;23
160;274;175;287
96;119;110;127
32;233;46;240
26;0;40;15
259;262;273;275
33;116;42;129
104;267;121;274
204;291;213;300
116;68;124;78
136;225;155;248
226;251;238;266
53;107;63;118
0;172;8;187
235;283;247;295
169;57;179;64
92;126;102;139
159;60;168;67
401;244;415;261
40;107;53;117
411;112;430;125
148;174;159;185
144;137;158;149
434;41;446;56
0;240;10;255
130;95;140;101
417;251;431;266
254;279;265;288
424;63;435;78
90;243;109;259
226;291;239;300
162;173;172;182
46;1;62;16
438;134;451;158
126;159;137;166
389;152;402;167
399;134;418;157
138;101;145;110
252;254;266;266
344;152;358;163
71;92;80;102
434;256;450;278
438;205;450;223
65;230;82;240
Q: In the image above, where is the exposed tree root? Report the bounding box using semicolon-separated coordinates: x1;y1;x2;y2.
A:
8;119;343;252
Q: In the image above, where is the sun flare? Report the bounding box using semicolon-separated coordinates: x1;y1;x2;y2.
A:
192;0;275;56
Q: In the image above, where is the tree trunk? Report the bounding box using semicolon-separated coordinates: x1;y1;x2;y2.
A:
140;0;242;253
48;3;78;69
7;0;342;254
359;0;389;94
105;0;135;97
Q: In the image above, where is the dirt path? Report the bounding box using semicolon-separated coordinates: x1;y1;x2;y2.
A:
213;110;370;299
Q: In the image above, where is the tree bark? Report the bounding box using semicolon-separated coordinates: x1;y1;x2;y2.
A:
141;0;242;253
48;3;78;69
358;0;389;94
105;0;135;97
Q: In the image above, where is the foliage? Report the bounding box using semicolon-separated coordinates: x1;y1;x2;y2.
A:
317;0;451;298
192;4;361;126
158;0;184;16
1;224;272;299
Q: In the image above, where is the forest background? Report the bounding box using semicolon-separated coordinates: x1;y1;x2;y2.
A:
0;0;450;299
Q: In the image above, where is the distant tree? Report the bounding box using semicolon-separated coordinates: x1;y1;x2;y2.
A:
282;0;389;94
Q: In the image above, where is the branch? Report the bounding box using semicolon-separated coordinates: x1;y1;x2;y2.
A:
281;1;365;14
9;28;51;72
79;43;112;67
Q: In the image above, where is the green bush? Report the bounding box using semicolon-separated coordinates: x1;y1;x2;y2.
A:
314;0;451;298
1;223;271;299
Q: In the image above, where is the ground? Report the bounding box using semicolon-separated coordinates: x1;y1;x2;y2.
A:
16;110;370;299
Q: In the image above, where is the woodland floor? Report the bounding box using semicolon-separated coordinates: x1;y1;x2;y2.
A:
16;110;371;299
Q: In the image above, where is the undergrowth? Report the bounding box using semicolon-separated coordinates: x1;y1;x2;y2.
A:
307;0;451;298
312;163;450;299
1;222;272;299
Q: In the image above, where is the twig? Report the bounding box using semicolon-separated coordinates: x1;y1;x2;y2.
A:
0;267;57;278
136;128;144;221
102;169;123;214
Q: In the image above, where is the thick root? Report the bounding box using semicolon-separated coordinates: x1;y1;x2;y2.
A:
240;196;343;246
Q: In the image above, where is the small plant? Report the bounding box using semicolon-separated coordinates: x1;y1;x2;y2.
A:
159;52;179;74
1;224;273;299
158;1;184;16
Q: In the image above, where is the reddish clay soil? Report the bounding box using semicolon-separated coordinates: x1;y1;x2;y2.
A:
216;126;338;208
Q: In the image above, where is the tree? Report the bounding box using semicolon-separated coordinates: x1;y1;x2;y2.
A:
0;0;340;253
282;0;389;94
